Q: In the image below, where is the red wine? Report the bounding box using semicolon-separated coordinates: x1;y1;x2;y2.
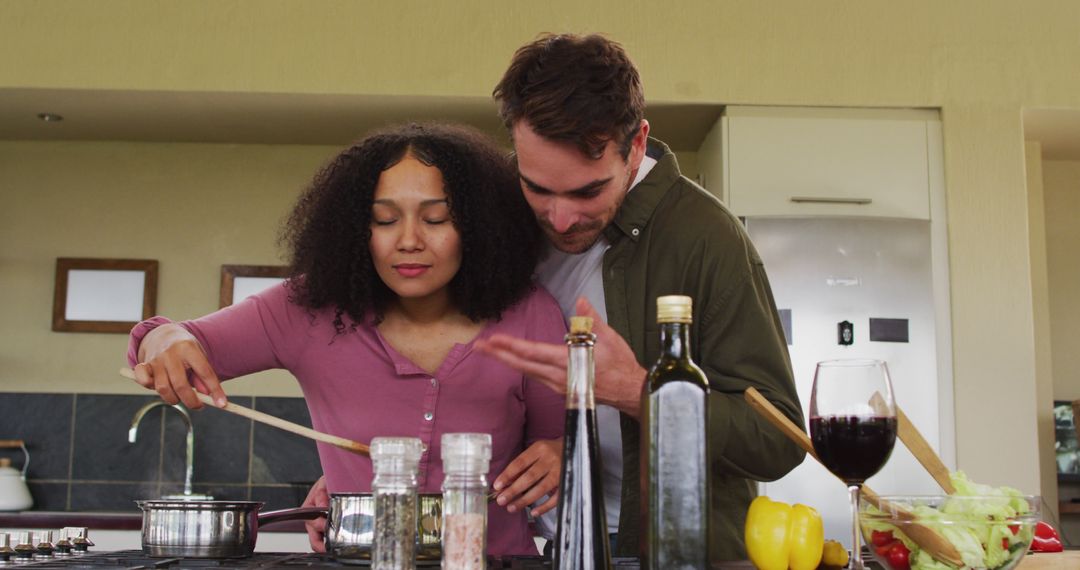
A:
554;408;609;569
809;415;897;484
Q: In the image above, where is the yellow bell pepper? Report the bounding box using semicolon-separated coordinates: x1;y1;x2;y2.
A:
821;540;849;568
745;496;824;570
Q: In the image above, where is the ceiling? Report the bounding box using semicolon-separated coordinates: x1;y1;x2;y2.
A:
1024;108;1080;160
0;88;724;151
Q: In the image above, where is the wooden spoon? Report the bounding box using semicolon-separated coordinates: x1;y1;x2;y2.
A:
120;367;369;456
870;392;956;494
744;387;963;566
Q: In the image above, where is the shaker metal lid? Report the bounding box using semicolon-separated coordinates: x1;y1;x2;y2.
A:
441;433;491;462
370;437;423;461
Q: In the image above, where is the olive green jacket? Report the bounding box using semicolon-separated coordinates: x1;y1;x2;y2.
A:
607;139;806;561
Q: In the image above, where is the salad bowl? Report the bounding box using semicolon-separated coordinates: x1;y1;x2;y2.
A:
859;494;1040;570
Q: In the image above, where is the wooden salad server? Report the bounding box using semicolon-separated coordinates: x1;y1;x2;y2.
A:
744;387;963;566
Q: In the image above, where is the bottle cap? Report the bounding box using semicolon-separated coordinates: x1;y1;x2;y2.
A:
441;433;492;474
569;316;593;334
370;437;423;475
656;295;693;323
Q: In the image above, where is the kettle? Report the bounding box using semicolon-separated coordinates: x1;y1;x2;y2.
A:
0;440;33;511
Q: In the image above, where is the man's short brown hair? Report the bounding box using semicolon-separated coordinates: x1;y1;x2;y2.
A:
493;33;645;160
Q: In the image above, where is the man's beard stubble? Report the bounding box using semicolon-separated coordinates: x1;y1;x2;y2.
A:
541;219;606;254
537;167;635;254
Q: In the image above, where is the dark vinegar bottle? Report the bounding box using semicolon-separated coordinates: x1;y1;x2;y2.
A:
554;316;611;570
641;295;708;569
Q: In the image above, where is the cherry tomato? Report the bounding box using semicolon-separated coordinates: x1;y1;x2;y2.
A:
871;530;895;547
885;541;911;570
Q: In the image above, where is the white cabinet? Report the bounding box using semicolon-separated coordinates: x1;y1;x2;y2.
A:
715;106;940;220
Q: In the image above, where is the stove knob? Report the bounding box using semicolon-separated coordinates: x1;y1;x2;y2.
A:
54;528;74;557
33;530;55;558
11;532;34;562
68;527;92;553
0;533;14;563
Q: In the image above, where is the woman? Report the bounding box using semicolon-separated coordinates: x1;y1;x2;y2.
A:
127;123;566;556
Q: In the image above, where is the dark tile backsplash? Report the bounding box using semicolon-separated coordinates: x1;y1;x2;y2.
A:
163;397;253;485
69;482;161;511
251;397;322;485
72;395;162;482
251;484;314;512
26;482;68;511
0;392;320;512
186;483;249;502
0;393;74;479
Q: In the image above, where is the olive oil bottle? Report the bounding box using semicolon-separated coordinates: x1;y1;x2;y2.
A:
554;316;611;570
642;295;708;569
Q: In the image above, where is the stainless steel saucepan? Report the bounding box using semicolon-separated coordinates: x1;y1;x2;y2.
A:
136;500;324;558
325;492;443;564
138;493;444;561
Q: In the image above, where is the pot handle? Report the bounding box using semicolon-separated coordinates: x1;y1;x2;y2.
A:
258;506;327;528
0;440;30;479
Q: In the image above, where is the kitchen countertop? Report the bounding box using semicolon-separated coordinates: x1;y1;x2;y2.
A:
1;514;1074;568
1019;550;1080;569
6;552;1077;569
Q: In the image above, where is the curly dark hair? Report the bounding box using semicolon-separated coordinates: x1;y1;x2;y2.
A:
280;122;542;333
493;33;645;159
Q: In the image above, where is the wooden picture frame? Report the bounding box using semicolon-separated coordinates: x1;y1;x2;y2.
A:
219;265;289;308
52;258;158;333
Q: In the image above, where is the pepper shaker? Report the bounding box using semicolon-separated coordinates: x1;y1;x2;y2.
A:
371;437;423;570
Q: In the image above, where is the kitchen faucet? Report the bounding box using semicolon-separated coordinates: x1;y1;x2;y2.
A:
129;401;212;500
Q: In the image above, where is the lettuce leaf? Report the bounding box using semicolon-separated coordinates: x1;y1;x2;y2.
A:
911;548;959;570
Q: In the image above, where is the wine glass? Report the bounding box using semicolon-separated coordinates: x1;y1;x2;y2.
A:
809;359;897;570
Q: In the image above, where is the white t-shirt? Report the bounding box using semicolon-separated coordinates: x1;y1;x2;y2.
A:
535;155;658;535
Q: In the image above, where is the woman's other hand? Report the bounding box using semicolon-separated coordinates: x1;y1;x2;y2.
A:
301;476;329;552
134;323;227;409
492;438;562;516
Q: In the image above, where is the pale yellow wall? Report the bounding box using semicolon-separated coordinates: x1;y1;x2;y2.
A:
1043;158;1080;543
0;139;697;399
1044;160;1080;402
1025;142;1058;523
0;141;342;397
4;0;1080;493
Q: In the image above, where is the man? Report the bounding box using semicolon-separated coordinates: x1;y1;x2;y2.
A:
474;33;806;561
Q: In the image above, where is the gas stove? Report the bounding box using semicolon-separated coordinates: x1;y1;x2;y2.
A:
5;550;353;569
0;528;652;569
2;549;650;569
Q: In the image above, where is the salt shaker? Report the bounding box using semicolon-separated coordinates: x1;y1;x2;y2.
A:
440;433;491;570
371;437;423;570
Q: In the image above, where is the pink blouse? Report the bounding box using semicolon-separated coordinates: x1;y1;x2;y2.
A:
127;282;567;555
